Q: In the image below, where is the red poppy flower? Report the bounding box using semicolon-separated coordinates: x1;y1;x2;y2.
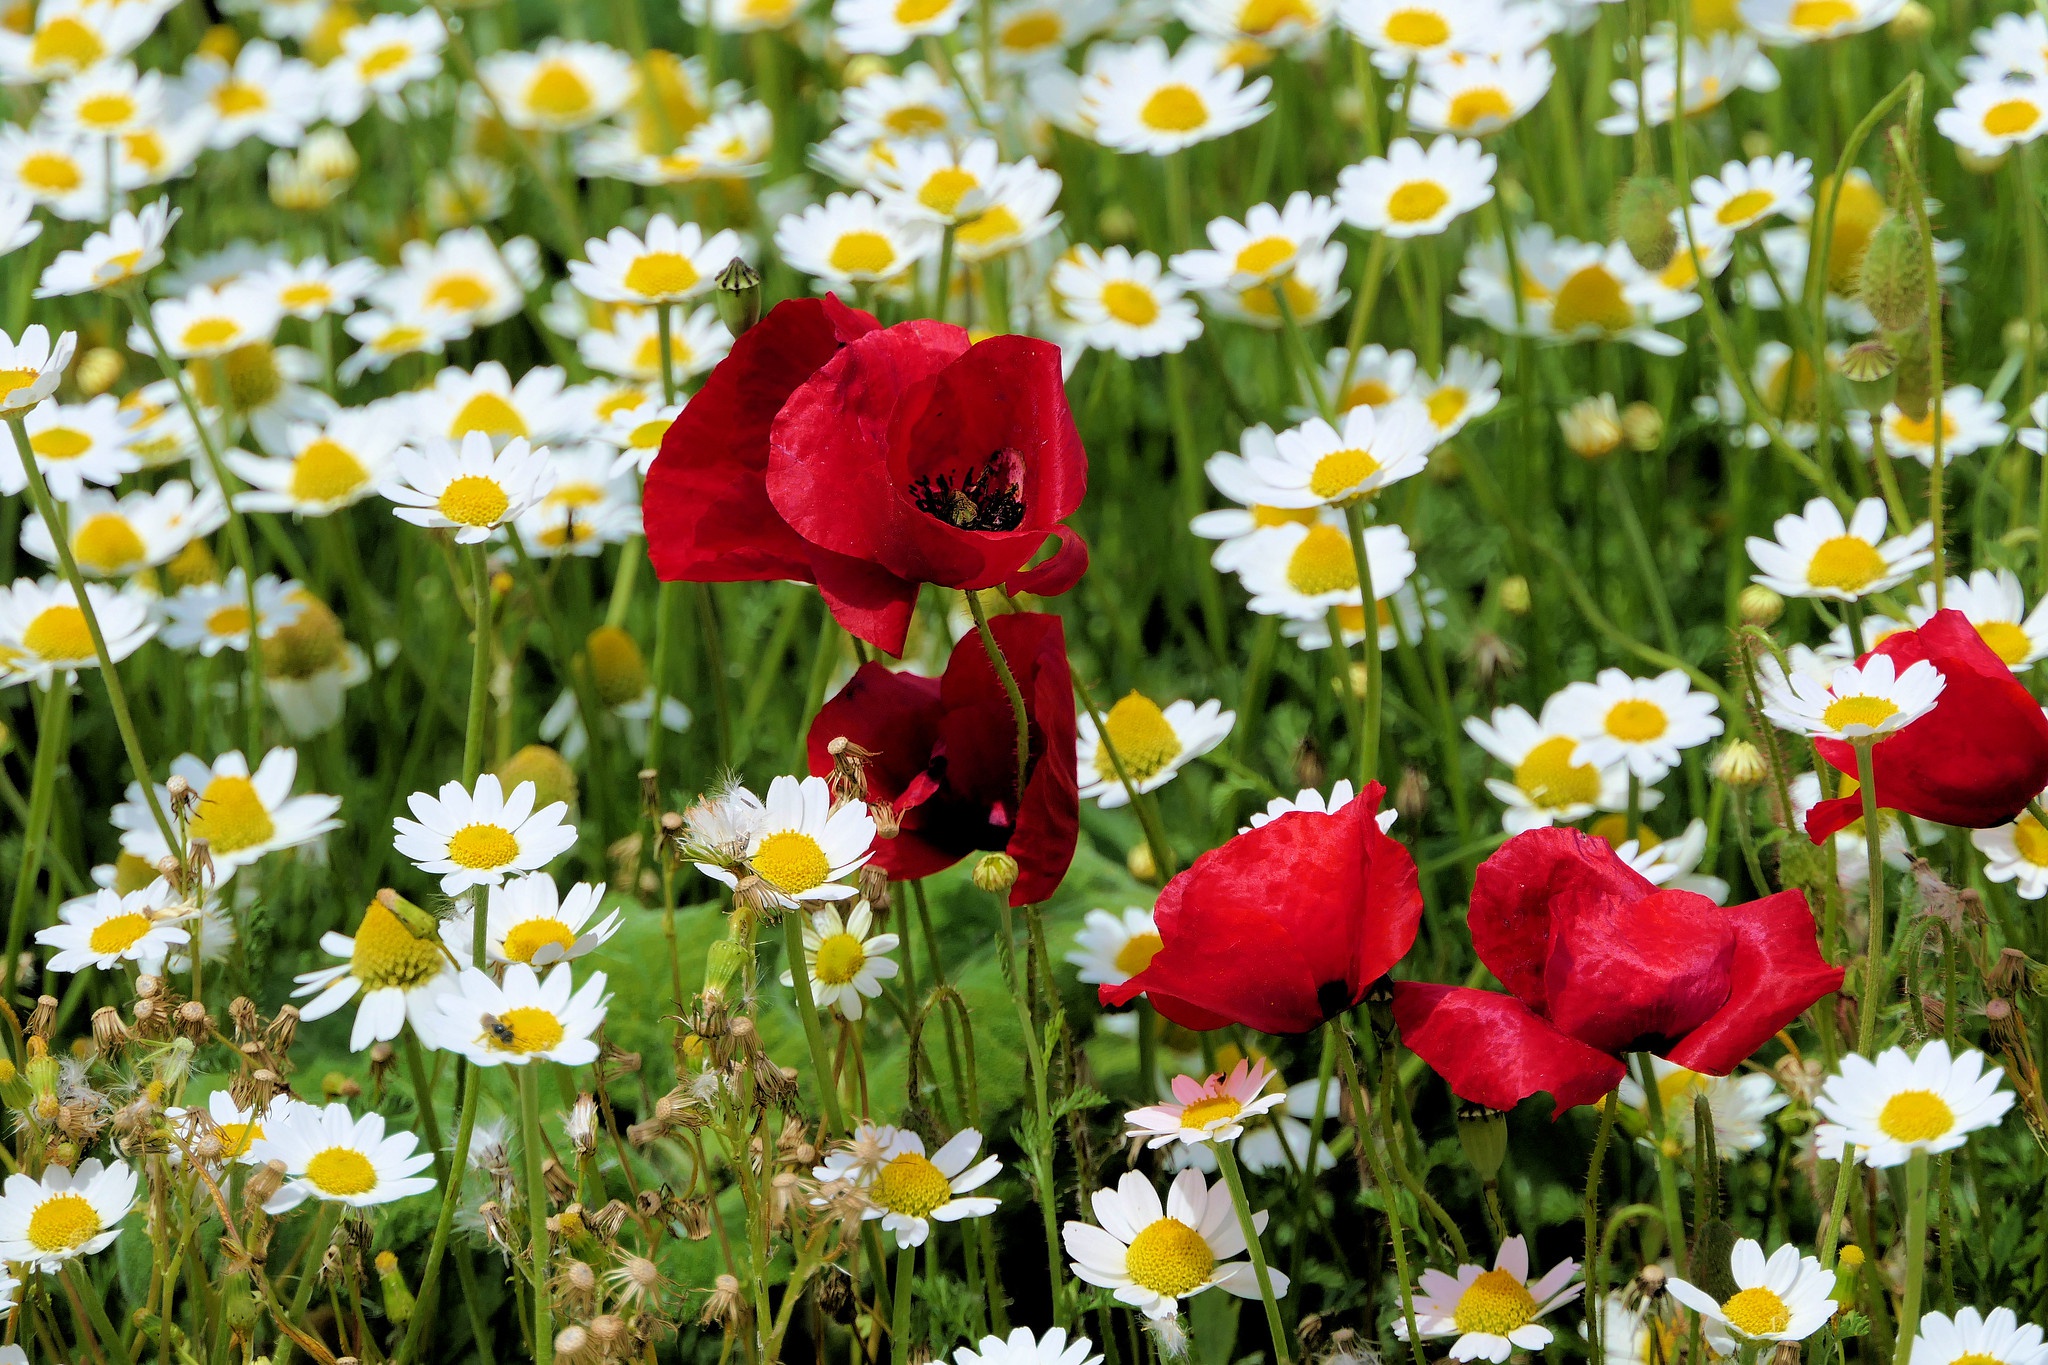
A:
805;612;1079;906
1803;608;2048;842
1392;828;1843;1114
1099;788;1422;1034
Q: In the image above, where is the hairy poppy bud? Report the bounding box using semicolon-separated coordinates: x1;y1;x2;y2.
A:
972;852;1019;893
1857;215;1928;334
1455;1101;1510;1180
1614;174;1682;272
1738;584;1784;626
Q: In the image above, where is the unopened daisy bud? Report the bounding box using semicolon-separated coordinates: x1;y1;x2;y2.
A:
1958;145;2008;174
1709;739;1767;791
375;1250;414;1325
1126;840;1159;885
716;257;763;337
1614;174;1682;271
164;539;218;588
301;126;359;184
585;626;649;709
75;346;124;397
1858;214;1929;334
1455;1101;1509;1180
1831;1244;1864;1300
704;936;750;999
266;593;349;679
1887;0;1931;39
972;852;1019;894
1560;394;1624;460
1621;401;1664;452
1499;575;1532;616
1737;583;1784;626
496;744;579;813
324;1071;362;1101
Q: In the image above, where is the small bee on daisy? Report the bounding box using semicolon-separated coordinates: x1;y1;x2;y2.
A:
1080;37;1274;156
1051;245;1204;358
251;1103;438;1214
0;1159;138;1271
1077;693;1235;806
780;900;900;1020
1063;1167;1287;1320
1336;135;1497;238
701;774;874;909
816;1126;1001;1246
1126;1059;1290;1148
422;961;611;1066
1746;496;1934;601
36;881;190;975
383;431;556;543
1066;907;1164;987
1393;1235;1582;1363
393;774;580;896
1759;652;1945;742
1813;1040;2015;1167
1665;1240;1836;1347
292;895;469;1051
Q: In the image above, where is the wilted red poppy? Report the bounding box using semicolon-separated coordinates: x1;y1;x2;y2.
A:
647;300;1090;657
1099;789;1422;1035
1803;608;2048;842
1393;828;1842;1114
805;612;1079;906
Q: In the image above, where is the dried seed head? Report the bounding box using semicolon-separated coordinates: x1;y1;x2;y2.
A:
92;1007;130;1058
700;1274;749;1330
27;995;57;1040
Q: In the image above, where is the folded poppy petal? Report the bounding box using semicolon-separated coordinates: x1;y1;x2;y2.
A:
1006;524;1090;598
1392;981;1628;1115
1469;826;1654;1017
645;295;876;583
808;546;920;657
1808;608;2048;840
1541;888;1737;1056
1102;901;1333;1034
1661;889;1844;1075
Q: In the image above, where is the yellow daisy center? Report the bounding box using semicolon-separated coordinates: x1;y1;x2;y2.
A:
187;342;283;413
31;16;104;70
813;931;868;984
623;251;701;297
1100;280;1161;326
884;105;948;136
87;911;153;956
290;438;372;503
0;368;41;403
489;1004;566;1054
1448;86;1514;131
1888;410;1948;446
1308;447;1381;500
349;899;448;990
753;829;831;893
1387;180;1451;224
1251;504;1320;527
1096;692;1183;782
1721;1286;1791;1336
956;206;1022;250
1234;236;1297;277
1512;735;1601;810
360;43;413;78
76;92;136;128
1821;694;1899;732
1550;265;1633;334
72;514;147;575
1140;84;1209;133
2014;814;2048;866
1656;1067;1704;1110
26;1192;102;1252
187;775;277;855
438;474;511;527
1239;0;1317;31
1876;1088;1954;1143
30;426;91;460
1236;273;1320;321
447;823;521;869
872;1152;953;1217
1000;11;1062;49
1976;621;2031;665
305;1146;379;1196
1124;1217;1216;1297
502;918;578;964
206;605;253;639
1113;931;1164;976
1383;7;1450;44
450;392;528;440
527;61;594;119
181;317;242;352
1805;535;1886;593
23;605;94;662
829;230;899;277
1789;0;1855;26
1715;188;1774;225
917;167;980;216
280;282;335;312
213;81;267;116
1427;387;1469;427
1284;522;1358;596
426;274;493;313
373;325;428;354
21;149;83;195
1342;378;1396;410
1452;1268;1539;1335
895;0;952;21
217;1120;261;1157
1984;99;2042;138
1179;1093;1244;1128
1604;699;1668;742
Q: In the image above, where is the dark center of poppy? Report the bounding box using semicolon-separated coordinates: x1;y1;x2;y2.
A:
910;451;1028;532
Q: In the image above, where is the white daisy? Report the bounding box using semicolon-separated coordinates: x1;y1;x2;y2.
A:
1337;0;1496;62
1169;192;1344;291
1759;651;1945;741
776;191;935;287
1414;347;1502;440
779;900;900;1021
339;308;465;383
35;881;190;975
1740;0;1903;42
1813;1040;2015;1167
1127;1059;1290;1147
1910;1308;2048;1365
0;0;162;83
1608;816;1731;902
475;874;621;967
1847;387;2009;468
577;305;731;384
1203;241;1350;329
44;60;163;138
1666;1240;1836;1345
252;1102;437;1213
1236;402;1440;508
0;577;155;683
411;361;574;448
420;961;611;1067
392;774;580;896
821;1126;1000;1246
1972;793;2048;899
1279;578;1445;653
0;325;76;416
246;256;383;321
372;228;540;335
21;475;218;586
291;895;468;1050
0;125;106;221
1555;667;1724;781
833;0;970;54
955;1327;1104;1365
1393;1235;1582;1363
1244;780;1376;831
323;11;446;124
1937;78;2048;158
569;215;743;306
1080;38;1273;155
0;395;140;501
1904;570;2048;670
598;399;683;477
143;282;284;361
1063;1167;1287;1320
0;1160;138;1271
1077;694;1235;806
1337;135;1497;237
383;431;556;543
1191;427;1325;571
1052;245;1204;357
1465;694;1639;834
1320;344;1421;414
480;39;639;131
1746;495;1934;601
1617;1057;1788;1154
183;41;323;149
1234;513;1416;621
169;1091;308;1165
1688;153;1813;243
114;747;341;878
228;410;401;516
155;571;307;656
1066;907;1164;986
1408;49;1555;138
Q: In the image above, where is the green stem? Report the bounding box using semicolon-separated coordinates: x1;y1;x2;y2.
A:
4;679;69;976
65;1263;135;1365
1216;1141;1292;1365
1817;1142;1856;1268
1583;1091;1619;1364
1334;1028;1424;1365
518;1065;555;1365
1893;1150;1931;1365
1854;737;1884;1055
1635;1052;1689;1272
965;590;1029;805
463;544;492;783
891;1239;916;1362
1343;502;1384;788
783;906;848;1135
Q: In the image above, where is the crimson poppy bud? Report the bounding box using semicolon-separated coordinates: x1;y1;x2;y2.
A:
1099;789;1421;1034
1393;827;1842;1115
1804;609;2048;841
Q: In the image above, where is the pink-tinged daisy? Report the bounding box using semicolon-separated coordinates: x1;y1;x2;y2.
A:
1393;1235;1582;1362
1125;1059;1289;1148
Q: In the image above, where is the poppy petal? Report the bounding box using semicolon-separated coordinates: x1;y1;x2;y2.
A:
1392;981;1628;1115
1661;889;1843;1075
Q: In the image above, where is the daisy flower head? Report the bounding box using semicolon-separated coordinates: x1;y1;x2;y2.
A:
1126;1059;1289;1147
1244;779;1380;831
228;410;402;516
1607;816;1730;903
383;431;555;543
324;11;446;123
1759;650;1945;742
569;215;743;306
1234;513;1416;621
1667;1240;1835;1345
376;229;540;336
1911;1309;2048;1365
157;571;308;656
1906;570;2048;670
44;60;162;138
423;961;611;1066
1077;694;1235;806
833;0;969;54
0;577;155;683
1408;48;1555;137
171;1091;308;1166
292;895;467;1050
339;308;464;383
599;399;684;477
115;747;340;878
247;256;383;321
1958;11;2048;83
1050;245;1203;358
1080;37;1274;155
1415;347;1502;439
1168;192;1344;292
1971;794;2048;899
1205;241;1351;329
955;1327;1104;1365
0;0;161;83
1617;1058;1788;1153
0;325;76;416
1322;344;1420;414
780;900;900;1020
254;1103;437;1214
1179;0;1335;53
1062;1167;1288;1320
701;773;874;907
577;305;731;384
37;198;179;296
1246;401;1440;508
1746;495;1934;601
1556;667;1724;781
869;137;1006;226
1465;694;1639;833
1938;78;2048;158
1813;1039;2015;1167
1848;387;2009;468
1598;32;1777;133
393;774;580;896
0;192;39;258
1337;135;1497;237
143;283;283;361
481;874;621;966
1689;153;1813;241
0;1159;138;1271
952;157;1065;262
1337;0;1495;61
185;40;322;149
1533;241;1698;354
1190;427;1324;571
1394;1235;1582;1363
35;881;190;975
1066;907;1163;986
984;0;1114;69
413;361;573;450
0;395;141;501
835;1127;1001;1246
775;191;935;288
0;126;106;222
1280;578;1443;654
481;39;639;131
1739;0;1904;43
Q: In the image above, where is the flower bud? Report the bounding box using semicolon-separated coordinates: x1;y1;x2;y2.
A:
1887;0;1932;39
585;626;649;708
716;257;763;337
376;1250;415;1325
1737;584;1784;626
1857;215;1928;334
1613;174;1682;272
1621;401;1664;452
1455;1102;1509;1180
1499;575;1532;616
1126;840;1159;885
1559;394;1624;460
495;744;578;813
75;347;124;397
265;592;349;680
1711;739;1768;790
972;852;1019;894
